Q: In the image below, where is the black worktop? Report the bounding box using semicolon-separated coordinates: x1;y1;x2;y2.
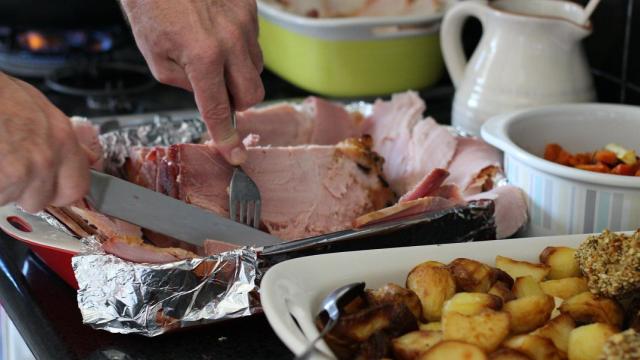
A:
0;71;454;360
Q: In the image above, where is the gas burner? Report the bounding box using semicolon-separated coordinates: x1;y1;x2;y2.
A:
0;26;124;78
45;63;156;112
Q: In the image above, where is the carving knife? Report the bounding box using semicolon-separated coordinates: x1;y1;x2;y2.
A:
87;170;281;248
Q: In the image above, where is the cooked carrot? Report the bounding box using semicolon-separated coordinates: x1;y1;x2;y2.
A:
544;143;563;162
576;163;611;173
556;150;575;166
574;152;593;166
636;168;640;176
594;150;619;166
611;163;638;176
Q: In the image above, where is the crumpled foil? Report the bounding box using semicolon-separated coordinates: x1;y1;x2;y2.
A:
72;238;261;336
99;115;206;175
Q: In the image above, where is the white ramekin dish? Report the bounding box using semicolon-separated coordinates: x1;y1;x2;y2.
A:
482;103;640;237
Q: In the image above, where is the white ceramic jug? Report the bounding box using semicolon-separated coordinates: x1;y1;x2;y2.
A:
441;0;596;135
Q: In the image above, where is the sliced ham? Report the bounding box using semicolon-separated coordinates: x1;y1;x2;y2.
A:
61;200;142;240
237;103;313;146
102;236;197;264
466;185;528;239
446;137;502;196
353;196;458;228
143;138;393;241
235;97;359;146
363;92;457;196
203;239;241;256
399;168;449;203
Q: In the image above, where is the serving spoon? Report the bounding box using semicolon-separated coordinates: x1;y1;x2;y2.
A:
295;282;366;360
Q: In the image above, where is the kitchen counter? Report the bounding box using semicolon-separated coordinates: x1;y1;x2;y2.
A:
0;71;454;360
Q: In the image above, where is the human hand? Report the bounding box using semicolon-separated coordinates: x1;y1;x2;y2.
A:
0;72;92;212
120;0;265;165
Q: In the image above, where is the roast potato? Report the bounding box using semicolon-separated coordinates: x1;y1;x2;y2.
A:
442;292;503;316
512;276;544;298
503;295;555;334
488;348;531;360
496;256;550;282
567;323;618;360
392;330;443;360
531;314;576;353
559;292;624;328
540;277;588;300
489;281;517;303
367;283;422;320
419;322;442;332
442;310;510;352
503;335;563;360
539;246;581;280
448;258;497;293
419;340;488;360
407;262;456;322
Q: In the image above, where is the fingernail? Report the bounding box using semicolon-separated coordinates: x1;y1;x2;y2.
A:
230;147;248;165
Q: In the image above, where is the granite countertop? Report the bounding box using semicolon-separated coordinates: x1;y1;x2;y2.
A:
0;72;454;360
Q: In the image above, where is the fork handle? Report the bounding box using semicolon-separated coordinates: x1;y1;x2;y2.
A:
295;318;336;360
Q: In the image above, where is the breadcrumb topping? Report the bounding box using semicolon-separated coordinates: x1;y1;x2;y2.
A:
600;329;640;360
575;230;640;297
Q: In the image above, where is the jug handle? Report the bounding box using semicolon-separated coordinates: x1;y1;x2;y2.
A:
440;1;490;87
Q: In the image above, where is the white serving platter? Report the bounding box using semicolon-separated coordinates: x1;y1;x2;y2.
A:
260;232;609;359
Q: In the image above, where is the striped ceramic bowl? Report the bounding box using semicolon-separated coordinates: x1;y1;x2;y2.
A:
482;103;640;237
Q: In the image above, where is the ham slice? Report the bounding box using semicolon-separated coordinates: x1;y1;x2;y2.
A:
236;97;359;146
67;201;142;239
143;138;393;241
399;168;449;203
363;92;457;196
102;236;197;264
203;240;240;256
446;137;502;196
353;196;458;228
237;103;313;146
466;185;528;239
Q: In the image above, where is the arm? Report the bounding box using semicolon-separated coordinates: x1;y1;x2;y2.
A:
120;0;265;165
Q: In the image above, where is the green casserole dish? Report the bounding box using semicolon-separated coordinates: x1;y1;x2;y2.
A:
257;1;445;97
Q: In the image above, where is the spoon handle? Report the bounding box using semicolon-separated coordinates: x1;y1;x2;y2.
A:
295;318;337;360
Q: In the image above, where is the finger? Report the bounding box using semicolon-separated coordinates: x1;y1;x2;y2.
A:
246;33;264;74
0;159;32;207
184;61;247;165
17;173;57;213
51;145;90;207
224;45;265;111
150;57;193;92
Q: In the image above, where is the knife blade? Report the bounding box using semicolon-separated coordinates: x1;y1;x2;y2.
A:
87;170;281;248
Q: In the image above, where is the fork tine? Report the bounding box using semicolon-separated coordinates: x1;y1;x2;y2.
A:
229;200;237;222
240;201;247;224
253;200;261;229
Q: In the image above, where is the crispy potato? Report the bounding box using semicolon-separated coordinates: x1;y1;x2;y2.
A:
419;340;488;360
559;292;624;328
550;297;563;319
567;323;618;360
539;246;581;279
330;303;418;343
392;330;443;360
442;292;503;316
489;348;532;360
367;283;422;320
503;295;555;334
489;281;517;303
503;335;563;360
407;263;457;322
540;277;588;300
531;314;576;353
512;276;544;298
419;322;442;332
494;269;515;289
448;258;497;293
442;310;510;352
496;256;550;282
